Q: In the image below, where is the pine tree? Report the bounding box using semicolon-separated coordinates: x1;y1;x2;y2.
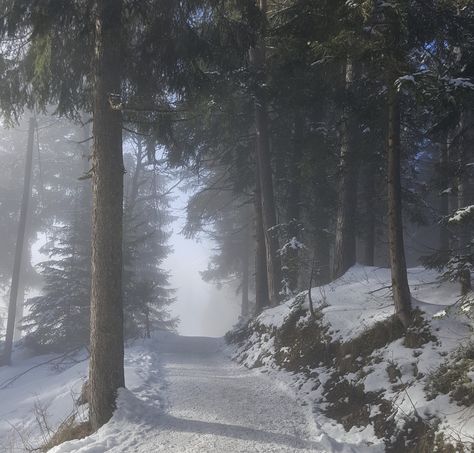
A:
22;128;92;352
123;137;177;338
23;220;91;352
1;117;35;365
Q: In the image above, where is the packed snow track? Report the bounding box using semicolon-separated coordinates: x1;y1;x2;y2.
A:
50;333;343;452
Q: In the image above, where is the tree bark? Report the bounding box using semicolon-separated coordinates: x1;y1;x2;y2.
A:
457;113;473;295
1;117;35;366
241;227;250;319
387;81;412;328
89;0;125;430
314;232;331;286
332;59;359;280
250;0;281;306
254;173;269;315
439;136;450;255
363;162;376;266
13;279;25;342
127;139;144;215
286;113;303;292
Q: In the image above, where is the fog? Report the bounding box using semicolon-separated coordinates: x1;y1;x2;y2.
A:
0;117;241;343
165;194;241;337
20;194;242;339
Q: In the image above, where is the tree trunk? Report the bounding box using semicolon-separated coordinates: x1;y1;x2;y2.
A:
332;59;358;280
127;140;144;215
363;162;376;266
240;205;251;318
458;173;472;295
89;0;125;430
250;0;281;306
314;232;331;286
457;113;473;295
13;279;25;342
439;136;450;255
145;308;151;339
14;234;30;342
2;117;35;366
254;174;269;315
241;235;250;319
387;81;412;328
286;113;303;292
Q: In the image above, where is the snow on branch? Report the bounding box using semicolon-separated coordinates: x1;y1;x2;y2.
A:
277;237;306;256
448;205;474;224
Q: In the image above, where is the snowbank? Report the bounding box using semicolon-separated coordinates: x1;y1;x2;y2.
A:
228;265;474;451
0;339;164;452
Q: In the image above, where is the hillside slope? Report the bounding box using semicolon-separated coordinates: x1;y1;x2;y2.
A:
227;265;474;452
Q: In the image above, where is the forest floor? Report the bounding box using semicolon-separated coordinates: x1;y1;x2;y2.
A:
1;332;365;453
0;266;472;452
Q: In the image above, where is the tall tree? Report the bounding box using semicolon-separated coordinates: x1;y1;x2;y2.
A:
23;121;92;353
88;0;125;429
1;117;35;365
122;137;176;338
250;0;282;307
384;3;412;328
332;59;359;279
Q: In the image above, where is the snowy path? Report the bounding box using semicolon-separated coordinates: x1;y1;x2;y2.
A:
150;335;321;452
52;333;332;453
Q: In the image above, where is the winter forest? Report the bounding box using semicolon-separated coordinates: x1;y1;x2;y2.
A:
0;1;473;452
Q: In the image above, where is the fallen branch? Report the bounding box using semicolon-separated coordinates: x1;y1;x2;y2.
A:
368;285;392;295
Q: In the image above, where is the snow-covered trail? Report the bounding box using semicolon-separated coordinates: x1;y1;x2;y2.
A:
52;333;337;453
152;335;321;452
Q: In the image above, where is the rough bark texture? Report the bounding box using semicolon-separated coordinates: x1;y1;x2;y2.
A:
285;114;303;292
1;117;35;366
457;113;473;295
89;0;125;430
314;233;331;286
387;82;412;328
439;137;450;255
254;175;269;315
127;141;143;215
241;227;250;319
363;162;376;266
332;59;358;280
250;0;282;306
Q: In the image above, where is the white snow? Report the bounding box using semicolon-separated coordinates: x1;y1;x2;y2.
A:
1;333;364;452
448;78;474;90
1;266;473;452
255;265;465;343
278;237;306;256
449;205;474;223
231;265;474;448
395;75;416;90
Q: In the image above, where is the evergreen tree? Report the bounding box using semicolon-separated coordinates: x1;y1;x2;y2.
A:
123;137;177;338
23;218;92;352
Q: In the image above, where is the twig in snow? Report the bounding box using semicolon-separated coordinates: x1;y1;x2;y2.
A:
368;285;392;295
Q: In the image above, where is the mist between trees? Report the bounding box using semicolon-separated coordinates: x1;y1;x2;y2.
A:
0;0;472;436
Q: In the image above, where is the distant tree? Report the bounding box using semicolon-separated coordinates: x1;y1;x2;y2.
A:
1;117;35;364
123;137;177;338
23;214;92;352
250;0;282;307
22;122;92;352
